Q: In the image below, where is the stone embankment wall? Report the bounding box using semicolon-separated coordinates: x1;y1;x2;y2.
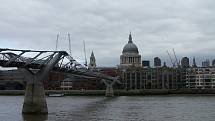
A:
1;89;215;96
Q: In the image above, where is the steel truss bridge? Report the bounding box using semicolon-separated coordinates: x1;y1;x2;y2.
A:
0;48;119;114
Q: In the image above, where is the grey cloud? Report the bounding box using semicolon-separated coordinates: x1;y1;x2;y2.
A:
1;0;215;66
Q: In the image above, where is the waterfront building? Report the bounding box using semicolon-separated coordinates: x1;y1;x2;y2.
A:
0;69;25;90
120;33;141;68
154;57;161;67
0;69;66;90
120;66;182;90
47;71;65;90
60;76;104;90
60;78;73;90
97;67;118;77
186;67;215;89
181;57;189;68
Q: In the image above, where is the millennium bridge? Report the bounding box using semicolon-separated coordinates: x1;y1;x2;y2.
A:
0;48;119;114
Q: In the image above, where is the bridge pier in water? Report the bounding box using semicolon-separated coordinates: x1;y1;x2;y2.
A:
105;84;114;97
21;52;64;114
102;79;115;97
22;70;48;114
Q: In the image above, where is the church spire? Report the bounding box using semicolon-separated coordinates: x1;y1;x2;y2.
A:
91;51;94;57
88;51;96;69
128;32;132;43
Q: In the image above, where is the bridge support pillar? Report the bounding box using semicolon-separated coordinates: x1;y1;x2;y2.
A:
21;52;63;114
105;84;114;97
22;70;48;114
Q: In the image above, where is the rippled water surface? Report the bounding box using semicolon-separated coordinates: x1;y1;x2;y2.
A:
1;95;215;121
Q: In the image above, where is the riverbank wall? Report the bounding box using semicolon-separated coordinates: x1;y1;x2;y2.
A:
2;89;215;96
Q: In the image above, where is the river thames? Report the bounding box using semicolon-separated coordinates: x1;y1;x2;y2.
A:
1;95;215;121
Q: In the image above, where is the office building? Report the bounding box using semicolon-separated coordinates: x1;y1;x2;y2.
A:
181;57;189;68
154;57;161;67
202;59;210;67
142;60;150;68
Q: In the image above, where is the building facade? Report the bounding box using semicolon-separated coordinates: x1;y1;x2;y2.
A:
186;67;215;89
0;69;25;90
120;66;183;90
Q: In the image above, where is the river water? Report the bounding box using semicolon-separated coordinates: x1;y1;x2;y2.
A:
1;95;215;121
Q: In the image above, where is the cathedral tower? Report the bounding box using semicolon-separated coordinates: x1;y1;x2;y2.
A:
88;51;96;69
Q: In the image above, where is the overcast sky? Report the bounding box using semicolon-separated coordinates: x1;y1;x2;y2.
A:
1;0;215;66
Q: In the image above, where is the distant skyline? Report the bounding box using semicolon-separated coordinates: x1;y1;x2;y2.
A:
1;0;215;66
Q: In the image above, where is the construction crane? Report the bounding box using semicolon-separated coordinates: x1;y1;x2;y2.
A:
167;49;180;68
172;48;180;67
167;50;175;67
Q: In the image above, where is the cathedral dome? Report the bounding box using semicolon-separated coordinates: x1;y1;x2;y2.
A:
122;43;139;54
122;33;139;54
